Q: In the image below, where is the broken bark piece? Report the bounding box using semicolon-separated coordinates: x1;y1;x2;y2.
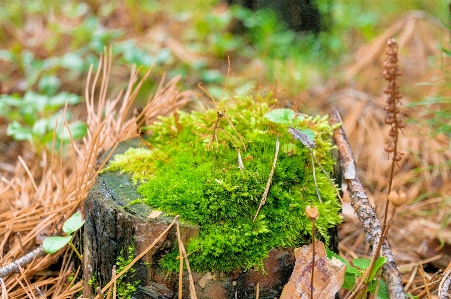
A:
329;107;406;299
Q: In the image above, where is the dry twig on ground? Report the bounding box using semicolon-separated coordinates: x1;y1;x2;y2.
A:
329;107;406;299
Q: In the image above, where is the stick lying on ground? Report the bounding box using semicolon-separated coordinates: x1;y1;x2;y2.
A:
329;107;406;299
0;247;45;278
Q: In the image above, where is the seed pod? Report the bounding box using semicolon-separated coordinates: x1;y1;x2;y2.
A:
397;119;406;129
397;190;407;205
305;205;319;221
384;144;395;153
389;190;408;207
383;87;393;94
395;92;403;99
387;190;399;204
384;61;394;69
394;153;402;161
385;115;395;124
389;127;398;137
385;104;395;112
383;71;392;80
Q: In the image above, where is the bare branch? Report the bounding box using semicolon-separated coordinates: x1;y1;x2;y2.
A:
0;246;46;278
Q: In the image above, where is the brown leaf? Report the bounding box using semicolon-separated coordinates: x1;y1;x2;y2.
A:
280;241;346;299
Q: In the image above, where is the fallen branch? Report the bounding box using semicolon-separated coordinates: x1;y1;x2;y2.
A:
0;246;46;278
329;107;406;299
439;263;451;299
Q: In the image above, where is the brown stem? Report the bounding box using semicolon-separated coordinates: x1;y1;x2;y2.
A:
329;108;406;299
311;222;316;299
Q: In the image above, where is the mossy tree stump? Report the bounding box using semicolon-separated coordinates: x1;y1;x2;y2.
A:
83;99;341;299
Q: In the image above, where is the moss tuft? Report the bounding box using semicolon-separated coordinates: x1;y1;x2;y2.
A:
104;94;342;273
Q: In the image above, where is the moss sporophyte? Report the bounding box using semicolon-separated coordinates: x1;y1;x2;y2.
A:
102;94;342;273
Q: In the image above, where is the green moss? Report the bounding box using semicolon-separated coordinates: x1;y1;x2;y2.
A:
104;94;342;273
116;245;140;298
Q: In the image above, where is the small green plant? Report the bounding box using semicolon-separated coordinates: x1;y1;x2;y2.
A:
0;91;87;153
43;211;84;260
326;250;388;298
88;272;98;287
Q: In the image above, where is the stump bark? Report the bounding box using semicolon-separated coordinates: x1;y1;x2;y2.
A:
83;138;340;299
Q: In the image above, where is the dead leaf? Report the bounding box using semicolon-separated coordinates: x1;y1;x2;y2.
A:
147;210;163;218
280;241;346;299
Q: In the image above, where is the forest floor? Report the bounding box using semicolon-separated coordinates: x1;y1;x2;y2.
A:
0;1;450;298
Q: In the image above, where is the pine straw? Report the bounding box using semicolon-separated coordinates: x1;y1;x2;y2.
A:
330;88;451;296
0;49;193;298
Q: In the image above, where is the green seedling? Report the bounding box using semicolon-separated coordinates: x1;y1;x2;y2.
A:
43;211;85;261
326;250;420;299
0;91;87;153
326;250;387;298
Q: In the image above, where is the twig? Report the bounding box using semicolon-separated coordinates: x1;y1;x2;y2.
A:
0;278;7;297
288;127;342;203
0;247;46;279
329;107;406;299
419;264;432;299
439;264;451;299
253;138;280;221
176;220;198;299
311;155;322;203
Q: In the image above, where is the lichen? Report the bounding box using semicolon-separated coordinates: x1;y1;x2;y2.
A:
103;94;342;273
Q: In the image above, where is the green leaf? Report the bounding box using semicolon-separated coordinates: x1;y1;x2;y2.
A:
406;292;419;298
369;256;387;281
38;75;61;95
32;119;50;136
63;211;85;235
57;121;88;142
343;273;356;290
352;257;371;270
368;279;389;299
60;52;85;72
48;92;80;108
264;108;295;124
68;121;88;140
7;122;32;141
43;236;72;254
326;249;359;274
299;129;315;141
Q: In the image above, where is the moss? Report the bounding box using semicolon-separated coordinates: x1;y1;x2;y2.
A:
116;245;140;298
104;94;342;273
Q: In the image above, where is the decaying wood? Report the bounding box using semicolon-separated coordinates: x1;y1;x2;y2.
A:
329;107;406;299
0;246;45;278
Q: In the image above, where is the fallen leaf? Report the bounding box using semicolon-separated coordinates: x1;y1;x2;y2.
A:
280;241;346;299
147;210;163;218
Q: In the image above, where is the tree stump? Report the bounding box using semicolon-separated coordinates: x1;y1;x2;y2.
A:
83;139;304;299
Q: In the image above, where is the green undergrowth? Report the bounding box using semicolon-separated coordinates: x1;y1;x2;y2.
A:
103;94;342;273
